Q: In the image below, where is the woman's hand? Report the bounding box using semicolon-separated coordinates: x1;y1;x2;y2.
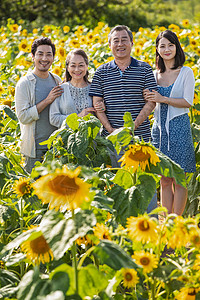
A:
143;89;165;103
94;100;106;113
78;107;96;117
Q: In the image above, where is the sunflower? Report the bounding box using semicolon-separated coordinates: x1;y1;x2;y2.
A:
63;26;70;33
0;85;5;96
134;45;143;57
118;143;160;172
69;39;80;48
176;287;199;300
13;177;31;197
32;166;91;211
126;215;158;243
132;251;158;273
57;46;66;61
189;228;200;248
21;233;53;264
167;216;189;249
52;66;62;77
43;25;52;34
9;24;19;32
93;223;111;240
32;28;38;34
1;98;12;107
76;235;92;246
182;19;190;27
122;268;139;289
18;40;29;52
193;254;200;270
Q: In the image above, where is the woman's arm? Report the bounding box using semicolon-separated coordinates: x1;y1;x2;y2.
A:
143;89;191;108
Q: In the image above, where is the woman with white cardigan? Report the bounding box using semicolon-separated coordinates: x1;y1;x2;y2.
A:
50;49;104;129
143;30;196;216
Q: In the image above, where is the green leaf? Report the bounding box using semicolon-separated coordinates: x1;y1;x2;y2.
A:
66;113;79;131
67;133;89;159
17;268;51;300
147;151;186;188
108;174;156;225
123;112;135;131
40;210;96;260
0;269;20;287
191;123;200;144
78;265;108;298
112;169;134;189
107;127;132;154
95;240;138;270
91;188;114;213
3;106;18;121
50;264;74;296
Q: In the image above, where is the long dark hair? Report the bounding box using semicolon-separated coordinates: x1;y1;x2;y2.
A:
64;49;89;83
156;30;185;73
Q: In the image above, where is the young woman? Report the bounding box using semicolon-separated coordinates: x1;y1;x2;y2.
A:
50;49;104;128
143;30;196;215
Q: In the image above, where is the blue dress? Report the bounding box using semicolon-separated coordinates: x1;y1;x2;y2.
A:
152;84;196;173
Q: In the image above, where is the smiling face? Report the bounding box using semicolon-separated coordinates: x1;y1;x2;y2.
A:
32;45;54;77
67;54;88;82
109;29;133;60
157;37;176;62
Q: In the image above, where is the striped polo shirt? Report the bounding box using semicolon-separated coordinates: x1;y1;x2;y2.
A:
89;57;157;141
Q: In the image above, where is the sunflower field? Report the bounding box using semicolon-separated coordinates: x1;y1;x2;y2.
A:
0;18;200;300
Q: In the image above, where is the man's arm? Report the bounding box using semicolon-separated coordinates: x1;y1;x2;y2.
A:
134;101;156;130
36;85;63;114
93;96;115;133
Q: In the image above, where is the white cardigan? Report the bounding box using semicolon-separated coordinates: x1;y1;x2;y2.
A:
50;82;79;128
154;66;195;149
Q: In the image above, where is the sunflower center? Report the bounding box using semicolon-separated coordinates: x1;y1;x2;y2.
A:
125;272;133;281
30;236;50;254
22;44;27;49
128;149;150;162
188;288;196;296
140;257;150;266
49;175;78;195
192;235;200;244
19;182;28;194
138;220;150;231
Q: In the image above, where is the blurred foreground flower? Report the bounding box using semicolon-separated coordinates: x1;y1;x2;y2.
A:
13;177;31;197
118;143;160;172
127;215;158;243
33;166;91;211
133;250;158;273
176;286;198;300
21;233;53;264
122;268;139;288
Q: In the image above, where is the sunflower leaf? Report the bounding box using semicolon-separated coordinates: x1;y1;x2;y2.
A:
78;265;108;298
95;240;138;270
146;151;186;187
40;210;96;260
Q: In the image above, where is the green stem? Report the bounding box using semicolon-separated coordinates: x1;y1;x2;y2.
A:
72;209;78;294
78;246;95;269
19;197;25;277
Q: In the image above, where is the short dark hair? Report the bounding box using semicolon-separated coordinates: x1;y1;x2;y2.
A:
156;30;185;73
108;25;133;43
31;37;56;57
65;49;89;83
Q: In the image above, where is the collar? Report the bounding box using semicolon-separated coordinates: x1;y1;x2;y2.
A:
110;57;138;69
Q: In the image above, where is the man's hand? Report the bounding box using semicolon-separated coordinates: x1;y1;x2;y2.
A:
46;86;64;104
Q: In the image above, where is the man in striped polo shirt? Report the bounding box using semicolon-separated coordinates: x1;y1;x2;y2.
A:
89;25;158;214
89;25;157;141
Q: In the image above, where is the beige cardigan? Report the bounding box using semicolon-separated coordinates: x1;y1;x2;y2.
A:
15;71;61;157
